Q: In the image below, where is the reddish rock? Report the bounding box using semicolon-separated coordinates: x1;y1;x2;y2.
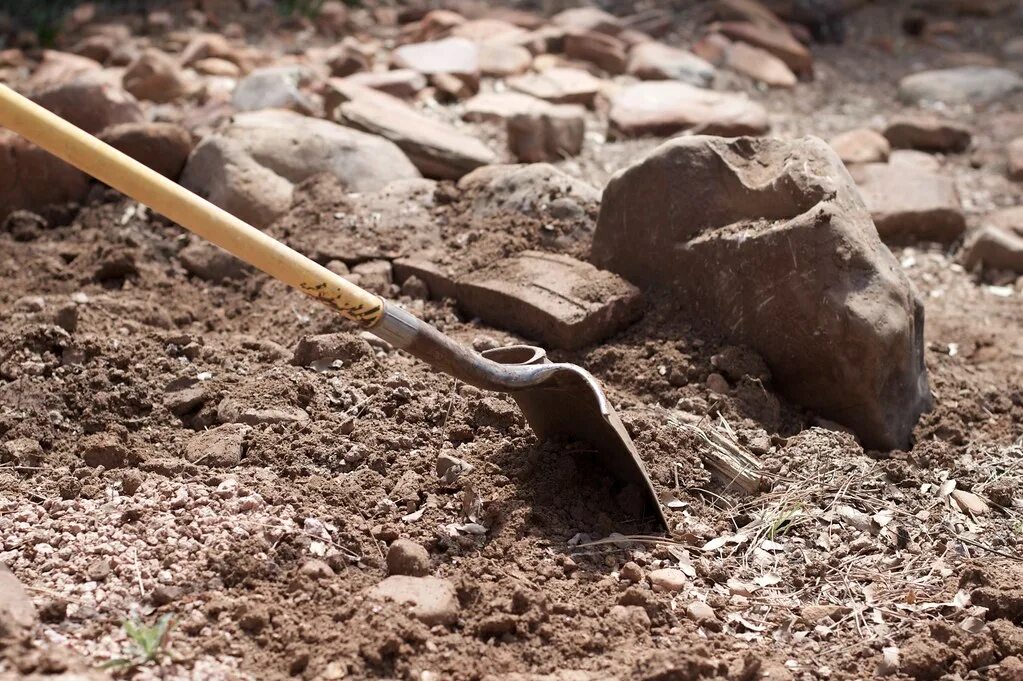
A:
25;50;101;92
391;37;480;90
716;21;812;75
0;130;90;221
883;116;972;153
193;57;241;77
608;81;769;138
626;42;716;87
563;31;628;74
507;105;585;162
184;423;248;466
849;162;965;244
829;128;890;164
508;67;603;107
342;70;427;99
409;9;466;42
462;91;555;123
455;251;643;350
100;122;193;179
338;89;496;179
32;79;143;135
180;33;242;68
592;136;931;450
725;40;797;87
123;48;189;103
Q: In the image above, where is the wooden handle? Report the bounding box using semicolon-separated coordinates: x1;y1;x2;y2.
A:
0;84;384;325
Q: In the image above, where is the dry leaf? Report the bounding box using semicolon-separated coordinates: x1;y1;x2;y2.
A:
702;536;729;552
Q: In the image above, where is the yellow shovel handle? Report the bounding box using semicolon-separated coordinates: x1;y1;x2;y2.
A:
0;84;384;325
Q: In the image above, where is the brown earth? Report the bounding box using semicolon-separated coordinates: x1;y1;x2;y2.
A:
2;2;1023;681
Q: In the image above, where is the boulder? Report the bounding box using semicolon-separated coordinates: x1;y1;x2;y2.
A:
508;67;604;107
849;162;965;244
829;128;890;164
626;42;716;87
592;136;931;450
608;81;769;138
898;67;1022;105
99;122;193;179
507;105;585;162
455;251;643;350
180;110;420;227
883;116;972;153
232;66;316;115
337;90;496;179
391;37;480;89
32;79;143;135
368;576;459;626
122;48;189;103
0;130;90;221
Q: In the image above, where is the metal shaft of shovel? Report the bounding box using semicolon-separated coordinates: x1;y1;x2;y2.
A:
0;84;667;531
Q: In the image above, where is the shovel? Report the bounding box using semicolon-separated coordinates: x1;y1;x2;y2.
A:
0;84;667;531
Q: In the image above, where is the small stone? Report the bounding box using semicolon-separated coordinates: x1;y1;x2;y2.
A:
121;469;144;495
391;37;480;90
883;116;972;153
299;559;334;580
564;30;628;74
232;66;316;115
436;453;474;484
706;372;730;395
87;558;111;582
478;42;532;77
962;224;1023;274
508;67;603;106
237;604;269;634
507;105;585;162
386;539;431;577
609;81;769;138
80;432;130;468
648;568;688;592
898;66;1021;105
341;70;427;99
0;564;37;637
620;561;645;583
291;332;372;366
350;260;393;294
725;39;797;88
627;41;715;86
123;48;189;103
686;601;718;628
184;423;249;467
829;128;890;164
179;240;248;282
2;438;43;467
368;576;459;626
716;21;812;76
400;275;430;300
99;122;193;179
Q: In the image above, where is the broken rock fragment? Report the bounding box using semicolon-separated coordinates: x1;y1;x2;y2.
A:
849;162;965;244
626;41;716;87
455;251;642;350
507;105;585;162
592;135;931;450
368;576;459;626
828;128;890;165
883;116;972;153
508;67;603;107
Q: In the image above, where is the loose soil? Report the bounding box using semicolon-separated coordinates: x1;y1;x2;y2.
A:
2;3;1023;681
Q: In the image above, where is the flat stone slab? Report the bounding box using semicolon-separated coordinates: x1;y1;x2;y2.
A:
455;251;643;350
462;91;559;123
609;81;769;138
883;116;972;152
850;162;966;244
898;67;1022;105
339;90;496;179
391;37;480;84
508;67;604;106
626;41;715;87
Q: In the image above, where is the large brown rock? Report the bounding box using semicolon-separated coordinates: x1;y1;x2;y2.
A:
592;136;931;450
849;162;965;244
0;130;90;221
609;81;769;138
455;251;642;350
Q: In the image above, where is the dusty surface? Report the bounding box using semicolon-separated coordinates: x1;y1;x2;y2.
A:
2;2;1023;681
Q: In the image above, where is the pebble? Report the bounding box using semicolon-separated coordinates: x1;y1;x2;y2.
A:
648;568;688;592
620;561;645;583
386;539;431;576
